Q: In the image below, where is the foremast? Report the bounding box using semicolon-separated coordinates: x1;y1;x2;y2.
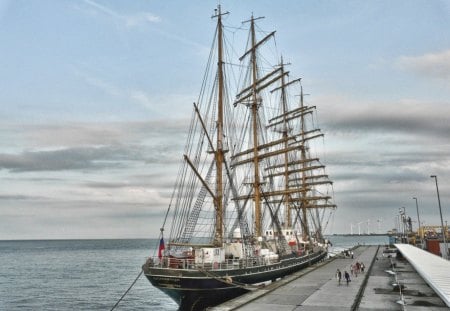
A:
168;5;233;249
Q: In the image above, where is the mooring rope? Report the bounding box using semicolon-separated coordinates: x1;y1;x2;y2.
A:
197;267;260;290
110;270;143;311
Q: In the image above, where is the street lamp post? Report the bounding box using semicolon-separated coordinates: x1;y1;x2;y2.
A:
399;207;406;243
413;197;422;246
430;175;448;259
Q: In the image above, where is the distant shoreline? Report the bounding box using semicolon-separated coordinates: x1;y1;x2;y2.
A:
0;234;391;242
0;237;154;242
328;233;390;237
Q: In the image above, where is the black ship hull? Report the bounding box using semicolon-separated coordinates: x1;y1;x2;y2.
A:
143;250;327;311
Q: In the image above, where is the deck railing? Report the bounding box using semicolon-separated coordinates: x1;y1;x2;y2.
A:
145;251;321;271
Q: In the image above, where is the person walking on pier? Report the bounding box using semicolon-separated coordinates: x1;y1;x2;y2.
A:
352;263;358;277
336;269;342;285
344;271;350;286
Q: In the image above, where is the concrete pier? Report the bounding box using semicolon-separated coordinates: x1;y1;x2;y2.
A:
211;245;448;310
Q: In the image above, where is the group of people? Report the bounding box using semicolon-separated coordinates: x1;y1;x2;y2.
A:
335;269;350;285
335;261;365;286
343;250;354;258
350;261;365;277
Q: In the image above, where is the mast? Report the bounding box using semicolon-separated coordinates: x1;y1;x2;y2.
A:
249;15;262;238
213;5;226;246
299;83;310;242
233;15;278;238
279;59;291;229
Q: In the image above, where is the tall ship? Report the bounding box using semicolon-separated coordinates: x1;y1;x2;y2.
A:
143;6;337;311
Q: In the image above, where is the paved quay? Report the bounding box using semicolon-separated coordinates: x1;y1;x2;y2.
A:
211;245;448;310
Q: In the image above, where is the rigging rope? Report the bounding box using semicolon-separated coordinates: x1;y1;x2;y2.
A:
110;270;143;311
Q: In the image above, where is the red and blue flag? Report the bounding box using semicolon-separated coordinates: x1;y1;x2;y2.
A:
158;238;165;259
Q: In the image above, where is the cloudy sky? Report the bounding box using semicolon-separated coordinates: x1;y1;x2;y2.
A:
1;0;449;239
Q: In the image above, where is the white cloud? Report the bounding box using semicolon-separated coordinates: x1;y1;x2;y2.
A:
125;12;161;27
72;66;195;118
396;49;450;80
82;0;161;28
83;74;121;97
79;0;207;55
129;90;195;117
130;90;152;107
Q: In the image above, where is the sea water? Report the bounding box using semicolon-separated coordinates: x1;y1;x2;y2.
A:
0;239;178;311
0;236;389;310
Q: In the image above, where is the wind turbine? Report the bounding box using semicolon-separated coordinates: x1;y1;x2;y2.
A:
377;218;383;234
357;221;364;235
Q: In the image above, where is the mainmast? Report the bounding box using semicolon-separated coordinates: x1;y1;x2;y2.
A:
233;15;277;238
249;15;263;238
213;5;226;246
